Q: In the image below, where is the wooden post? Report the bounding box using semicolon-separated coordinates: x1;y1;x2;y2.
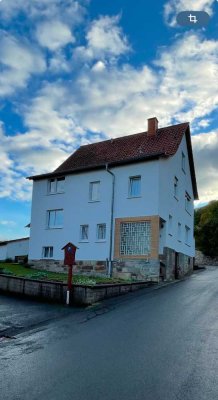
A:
66;265;73;305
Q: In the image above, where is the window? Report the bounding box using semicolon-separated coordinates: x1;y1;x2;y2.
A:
80;225;89;241
129;176;141;197
185;192;191;214
97;224;106;240
89;181;100;201
168;215;173;236
174;176;178;198
48;177;65;194
182;152;186;172
120;221;151;255
42;247;53;258
178;223;181;242
185;226;190;245
47;209;63;229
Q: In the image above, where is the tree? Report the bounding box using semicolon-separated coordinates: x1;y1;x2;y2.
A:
195;200;218;257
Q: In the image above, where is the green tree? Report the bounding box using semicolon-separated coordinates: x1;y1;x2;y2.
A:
195;200;218;257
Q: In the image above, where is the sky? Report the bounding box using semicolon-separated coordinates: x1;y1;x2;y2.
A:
0;0;218;240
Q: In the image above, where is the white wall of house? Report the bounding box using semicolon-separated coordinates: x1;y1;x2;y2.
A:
0;239;29;261
7;239;29;260
29;160;159;261
0;245;7;261
158;135;195;257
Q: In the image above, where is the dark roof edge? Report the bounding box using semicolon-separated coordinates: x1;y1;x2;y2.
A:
0;237;29;246
185;126;199;200
27;152;166;181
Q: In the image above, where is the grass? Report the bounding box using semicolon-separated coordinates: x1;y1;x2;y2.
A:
0;263;130;285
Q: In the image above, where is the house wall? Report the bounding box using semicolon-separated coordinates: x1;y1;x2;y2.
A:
0;245;7;261
158;135;195;279
7;239;29;260
29;160;159;267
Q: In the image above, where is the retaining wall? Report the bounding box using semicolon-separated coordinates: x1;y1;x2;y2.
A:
0;275;154;306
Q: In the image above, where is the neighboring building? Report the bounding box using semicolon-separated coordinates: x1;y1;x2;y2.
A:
28;117;198;281
0;238;29;261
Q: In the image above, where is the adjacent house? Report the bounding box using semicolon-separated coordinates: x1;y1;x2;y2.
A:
0;238;29;262
28;117;198;281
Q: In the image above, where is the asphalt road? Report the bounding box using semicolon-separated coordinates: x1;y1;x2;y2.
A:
0;267;218;400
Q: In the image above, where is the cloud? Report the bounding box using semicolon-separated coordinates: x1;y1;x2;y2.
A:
192;130;218;203
0;220;16;227
36;20;75;51
74;15;130;62
0;33;46;96
164;0;216;26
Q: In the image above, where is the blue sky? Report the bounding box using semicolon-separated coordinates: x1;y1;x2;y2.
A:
0;0;218;240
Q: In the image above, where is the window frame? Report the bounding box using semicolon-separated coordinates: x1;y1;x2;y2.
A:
89;181;100;202
185;191;191;214
168;215;173;236
177;222;182;242
48;177;65;194
96;223;106;241
46;209;63;229
42;246;53;259
80;224;89;242
174;176;179;199
185;225;190;246
182;152;186;173
128;176;141;198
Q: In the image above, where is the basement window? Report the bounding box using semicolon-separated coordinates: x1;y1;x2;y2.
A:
42;247;53;258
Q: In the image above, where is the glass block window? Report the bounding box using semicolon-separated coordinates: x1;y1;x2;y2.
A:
129;176;141;197
97;224;106;240
120;221;151;256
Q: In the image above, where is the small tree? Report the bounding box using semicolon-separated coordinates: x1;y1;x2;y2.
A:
195;200;218;257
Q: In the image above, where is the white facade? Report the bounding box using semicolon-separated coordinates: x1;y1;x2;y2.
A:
29;134;195;262
0;238;29;261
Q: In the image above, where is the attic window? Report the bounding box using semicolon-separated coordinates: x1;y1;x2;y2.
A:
48;177;65;194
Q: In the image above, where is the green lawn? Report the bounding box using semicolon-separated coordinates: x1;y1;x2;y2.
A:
0;263;128;285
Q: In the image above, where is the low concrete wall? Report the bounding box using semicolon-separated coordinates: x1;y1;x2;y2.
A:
195;250;218;266
0;275;154;306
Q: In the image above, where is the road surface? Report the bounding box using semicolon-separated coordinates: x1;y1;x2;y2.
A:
0;267;218;400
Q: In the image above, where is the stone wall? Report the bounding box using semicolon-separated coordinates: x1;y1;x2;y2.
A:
195;250;218;266
0;274;155;306
29;259;107;276
112;258;160;282
160;247;193;280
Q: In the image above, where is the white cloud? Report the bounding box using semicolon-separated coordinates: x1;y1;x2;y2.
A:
0;34;46;96
74;15;130;63
192;131;218;203
36;20;75;51
164;0;216;26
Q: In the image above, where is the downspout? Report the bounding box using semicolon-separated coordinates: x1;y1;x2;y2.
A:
106;164;115;277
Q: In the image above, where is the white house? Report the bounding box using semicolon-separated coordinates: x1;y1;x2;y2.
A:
0;238;29;261
28;118;198;281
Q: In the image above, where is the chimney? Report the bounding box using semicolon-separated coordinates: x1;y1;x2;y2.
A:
147;117;158;136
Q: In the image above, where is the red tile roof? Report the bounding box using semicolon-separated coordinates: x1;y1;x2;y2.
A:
54;122;189;172
28;122;198;199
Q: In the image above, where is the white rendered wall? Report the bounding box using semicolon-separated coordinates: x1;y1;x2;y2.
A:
158;135;195;257
0;245;7;260
7;240;29;259
29;160;159;261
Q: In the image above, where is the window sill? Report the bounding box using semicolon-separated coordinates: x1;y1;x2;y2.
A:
88;200;100;203
178;240;182;243
127;196;142;199
79;240;89;243
182;168;186;174
185;243;191;247
174;196;179;201
46;192;65;196
46;227;63;230
95;240;106;243
42;258;54;260
168;233;173;236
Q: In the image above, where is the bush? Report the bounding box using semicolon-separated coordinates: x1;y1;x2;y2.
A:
5;258;13;263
